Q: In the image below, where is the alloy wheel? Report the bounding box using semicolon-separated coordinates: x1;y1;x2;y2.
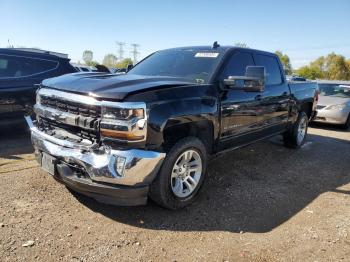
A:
170;149;202;198
297;116;307;145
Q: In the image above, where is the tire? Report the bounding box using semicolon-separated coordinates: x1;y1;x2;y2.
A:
283;111;309;149
149;137;207;209
343;114;350;130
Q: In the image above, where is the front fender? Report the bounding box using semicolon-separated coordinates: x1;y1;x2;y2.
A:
125;84;219;151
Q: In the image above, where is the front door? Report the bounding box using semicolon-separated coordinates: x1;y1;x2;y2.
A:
218;51;265;150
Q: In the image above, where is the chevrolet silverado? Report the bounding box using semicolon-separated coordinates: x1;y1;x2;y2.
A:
26;44;318;209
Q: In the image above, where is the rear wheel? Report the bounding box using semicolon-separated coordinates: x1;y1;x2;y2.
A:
283;111;309;148
149;137;207;209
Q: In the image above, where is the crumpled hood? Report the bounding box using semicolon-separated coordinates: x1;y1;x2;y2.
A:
318;95;350;106
42;72;194;100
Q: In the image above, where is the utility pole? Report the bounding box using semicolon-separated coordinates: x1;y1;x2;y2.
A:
7;39;14;48
130;43;140;64
116;41;126;60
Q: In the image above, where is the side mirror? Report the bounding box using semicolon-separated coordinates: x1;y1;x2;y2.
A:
223;66;265;92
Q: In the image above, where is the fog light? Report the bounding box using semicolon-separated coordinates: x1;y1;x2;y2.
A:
114;156;126;177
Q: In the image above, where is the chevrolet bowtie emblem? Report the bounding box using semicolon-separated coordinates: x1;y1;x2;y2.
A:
52;112;66;121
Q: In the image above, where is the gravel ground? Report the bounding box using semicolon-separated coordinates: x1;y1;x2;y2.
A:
0;123;349;262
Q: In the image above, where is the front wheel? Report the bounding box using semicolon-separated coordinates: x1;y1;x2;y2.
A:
283;111;309;148
149;137;207;209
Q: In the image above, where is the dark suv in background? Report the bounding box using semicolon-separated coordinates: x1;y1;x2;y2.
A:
0;48;76;126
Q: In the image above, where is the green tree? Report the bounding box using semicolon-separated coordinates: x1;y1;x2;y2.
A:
310;56;326;75
82;50;93;65
275;50;293;75
323;53;350;80
88;61;99;67
102;53;118;67
296;65;323;80
116;58;133;69
296;53;350;80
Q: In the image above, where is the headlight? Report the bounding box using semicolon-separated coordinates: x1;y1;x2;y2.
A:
100;103;147;142
36;90;41;104
325;104;346;110
102;107;144;120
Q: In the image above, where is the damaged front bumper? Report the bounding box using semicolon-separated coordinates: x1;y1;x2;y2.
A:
25;116;165;206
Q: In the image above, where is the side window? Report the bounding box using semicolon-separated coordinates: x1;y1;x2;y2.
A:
254;54;282;85
221;52;255;79
0;55;58;78
0;55;21;78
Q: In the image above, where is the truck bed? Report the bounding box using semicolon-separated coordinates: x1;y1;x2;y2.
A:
288;81;318;103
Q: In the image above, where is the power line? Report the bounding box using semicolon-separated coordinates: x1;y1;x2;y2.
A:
130;43;140;64
116;41;126;60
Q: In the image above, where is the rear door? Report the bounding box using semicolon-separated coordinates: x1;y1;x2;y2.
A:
0;54;59;88
253;53;291;135
0;54;58;117
218;50;265;150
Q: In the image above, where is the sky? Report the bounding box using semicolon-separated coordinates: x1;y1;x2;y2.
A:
1;0;349;68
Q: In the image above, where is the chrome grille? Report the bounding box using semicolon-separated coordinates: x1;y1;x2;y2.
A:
40;95;101;118
36;89;102;143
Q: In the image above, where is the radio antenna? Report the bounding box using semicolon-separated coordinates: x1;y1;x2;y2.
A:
213;41;220;49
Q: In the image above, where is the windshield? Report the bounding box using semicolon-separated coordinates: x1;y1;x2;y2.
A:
319;84;350;98
128;49;224;84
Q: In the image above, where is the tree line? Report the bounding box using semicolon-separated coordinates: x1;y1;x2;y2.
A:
235;43;350;80
82;50;133;69
275;51;350;80
81;48;350;80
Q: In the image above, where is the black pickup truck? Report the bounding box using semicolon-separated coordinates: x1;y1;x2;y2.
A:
26;44;318;209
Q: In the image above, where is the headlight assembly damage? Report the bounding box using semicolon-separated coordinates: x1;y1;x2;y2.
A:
35;88;148;143
100;103;147;142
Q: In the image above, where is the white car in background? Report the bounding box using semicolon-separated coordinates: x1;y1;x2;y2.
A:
314;80;350;129
71;64;98;72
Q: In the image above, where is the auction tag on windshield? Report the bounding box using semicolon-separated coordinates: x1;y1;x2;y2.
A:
195;52;219;58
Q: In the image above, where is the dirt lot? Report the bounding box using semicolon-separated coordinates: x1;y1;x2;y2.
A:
0;124;349;262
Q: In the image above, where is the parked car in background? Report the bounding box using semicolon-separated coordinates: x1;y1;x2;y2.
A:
0;48;77;126
26;44;319;209
71;64;98;72
108;67;119;73
286;75;307;81
95;64;110;73
73;64;117;73
109;65;134;74
314;80;350;129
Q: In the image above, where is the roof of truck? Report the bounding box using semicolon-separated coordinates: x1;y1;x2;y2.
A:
159;45;277;56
